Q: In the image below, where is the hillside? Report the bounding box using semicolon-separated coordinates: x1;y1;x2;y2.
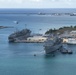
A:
45;26;76;34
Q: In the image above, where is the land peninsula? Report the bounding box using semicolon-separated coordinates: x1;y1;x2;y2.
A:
45;26;76;34
0;26;13;29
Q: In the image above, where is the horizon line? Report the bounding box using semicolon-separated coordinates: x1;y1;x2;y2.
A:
0;8;76;9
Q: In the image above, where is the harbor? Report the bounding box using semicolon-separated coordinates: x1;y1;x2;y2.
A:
0;8;76;75
8;27;76;55
8;25;76;44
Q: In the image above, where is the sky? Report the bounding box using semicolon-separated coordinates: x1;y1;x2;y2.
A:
0;0;76;8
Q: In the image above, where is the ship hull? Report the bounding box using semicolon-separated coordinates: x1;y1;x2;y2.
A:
67;38;76;44
44;44;62;54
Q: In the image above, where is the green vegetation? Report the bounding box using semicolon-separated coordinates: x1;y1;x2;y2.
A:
45;25;76;34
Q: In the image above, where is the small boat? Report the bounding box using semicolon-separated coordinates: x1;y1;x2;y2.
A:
13;21;19;24
60;44;73;54
60;47;68;54
67;49;73;54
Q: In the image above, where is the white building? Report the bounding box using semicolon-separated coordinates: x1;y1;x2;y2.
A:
63;38;68;43
27;36;47;43
70;31;76;36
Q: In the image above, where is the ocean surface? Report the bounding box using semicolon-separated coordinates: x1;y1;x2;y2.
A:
0;8;76;75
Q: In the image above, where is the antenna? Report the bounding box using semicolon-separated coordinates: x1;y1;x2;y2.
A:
25;24;27;29
13;21;19;33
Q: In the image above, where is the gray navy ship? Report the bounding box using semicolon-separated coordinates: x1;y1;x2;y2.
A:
8;29;31;42
44;35;62;54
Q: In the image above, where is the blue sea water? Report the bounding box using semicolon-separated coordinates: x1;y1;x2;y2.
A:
0;8;76;75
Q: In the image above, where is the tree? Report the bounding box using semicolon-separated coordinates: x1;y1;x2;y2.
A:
74;25;76;28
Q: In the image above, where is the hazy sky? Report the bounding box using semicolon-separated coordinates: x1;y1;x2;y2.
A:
0;0;76;8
